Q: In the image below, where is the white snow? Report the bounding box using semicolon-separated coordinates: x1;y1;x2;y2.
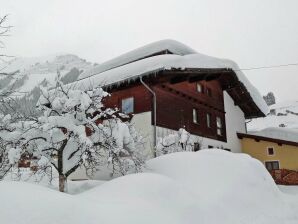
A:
279;185;298;195
0;54;93;95
73;40;268;115
249;127;298;142
1;150;298;224
78;39;196;80
248;100;298;131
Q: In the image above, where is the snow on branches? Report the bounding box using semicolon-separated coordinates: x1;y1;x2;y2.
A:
156;128;202;156
0;78;144;191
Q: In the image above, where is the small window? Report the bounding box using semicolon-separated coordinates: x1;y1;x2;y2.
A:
208;145;214;149
193;108;199;124
196;83;203;93
267;147;274;155
265;161;279;171
206;88;212;97
194;143;201;152
216;116;223;136
206;113;211;128
121;97;134;114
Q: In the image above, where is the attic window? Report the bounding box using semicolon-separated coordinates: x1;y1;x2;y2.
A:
121;97;134;114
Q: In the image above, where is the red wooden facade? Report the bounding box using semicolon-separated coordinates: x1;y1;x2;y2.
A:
104;77;227;142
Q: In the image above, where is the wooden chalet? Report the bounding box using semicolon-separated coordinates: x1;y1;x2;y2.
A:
70;39;268;157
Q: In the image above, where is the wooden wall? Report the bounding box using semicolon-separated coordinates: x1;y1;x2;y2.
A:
154;80;226;142
103;79;227;142
103;84;152;113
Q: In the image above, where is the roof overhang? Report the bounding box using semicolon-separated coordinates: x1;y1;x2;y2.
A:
237;132;298;147
94;67;266;119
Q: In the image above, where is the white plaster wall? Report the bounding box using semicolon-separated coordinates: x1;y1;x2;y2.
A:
223;91;246;152
69;112;154;180
130;112;155;158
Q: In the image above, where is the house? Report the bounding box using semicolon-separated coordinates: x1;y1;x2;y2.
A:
237;127;298;171
237;127;298;184
70;39;268;159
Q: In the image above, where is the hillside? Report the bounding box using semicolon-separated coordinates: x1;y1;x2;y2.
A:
248;100;298;131
0;54;94;109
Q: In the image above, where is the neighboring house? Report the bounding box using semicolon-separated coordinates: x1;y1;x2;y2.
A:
70;39;267;160
238;127;298;171
237;127;298;184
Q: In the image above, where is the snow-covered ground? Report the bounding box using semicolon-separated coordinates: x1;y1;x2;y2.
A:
1;150;298;224
279;185;298;195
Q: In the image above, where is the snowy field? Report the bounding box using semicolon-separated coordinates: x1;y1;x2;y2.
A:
1;150;298;224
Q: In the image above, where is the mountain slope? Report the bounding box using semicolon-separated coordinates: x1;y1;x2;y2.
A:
0;54;94;93
0;54;95;111
248;101;298;131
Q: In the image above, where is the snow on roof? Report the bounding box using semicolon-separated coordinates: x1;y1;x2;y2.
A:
78;39;196;80
70;40;268;115
249;127;298;143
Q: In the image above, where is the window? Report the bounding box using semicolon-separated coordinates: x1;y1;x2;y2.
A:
121;97;134;114
196;83;203;93
265;161;279;171
206;113;211;128
193;108;199;124
216;116;223;136
267;147;274;155
194;143;201;152
206;88;212;97
208;145;214;149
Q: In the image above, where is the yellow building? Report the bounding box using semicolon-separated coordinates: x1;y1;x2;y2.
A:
237;128;298;171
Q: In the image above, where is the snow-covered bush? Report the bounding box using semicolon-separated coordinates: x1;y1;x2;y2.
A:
0;77;144;191
156;128;202;156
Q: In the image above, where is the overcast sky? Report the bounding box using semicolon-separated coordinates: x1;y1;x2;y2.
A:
1;0;298;102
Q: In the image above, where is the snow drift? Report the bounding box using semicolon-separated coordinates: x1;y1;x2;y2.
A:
1;150;297;224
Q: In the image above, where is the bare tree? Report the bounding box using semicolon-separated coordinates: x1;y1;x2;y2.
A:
0;14;14;73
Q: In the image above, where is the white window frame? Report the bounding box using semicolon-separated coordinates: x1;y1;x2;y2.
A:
267;146;275;156
264;160;280;171
121;97;134;114
193;108;199;124
196;83;202;93
206;113;211;128
216;116;222;136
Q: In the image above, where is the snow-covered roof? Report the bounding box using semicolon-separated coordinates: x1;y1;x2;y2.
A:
78;39;196;80
249;127;298;143
69;39;268;116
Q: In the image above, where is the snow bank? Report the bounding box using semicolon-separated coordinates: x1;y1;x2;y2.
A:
0;181;93;224
1;150;298;224
146;150;297;223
